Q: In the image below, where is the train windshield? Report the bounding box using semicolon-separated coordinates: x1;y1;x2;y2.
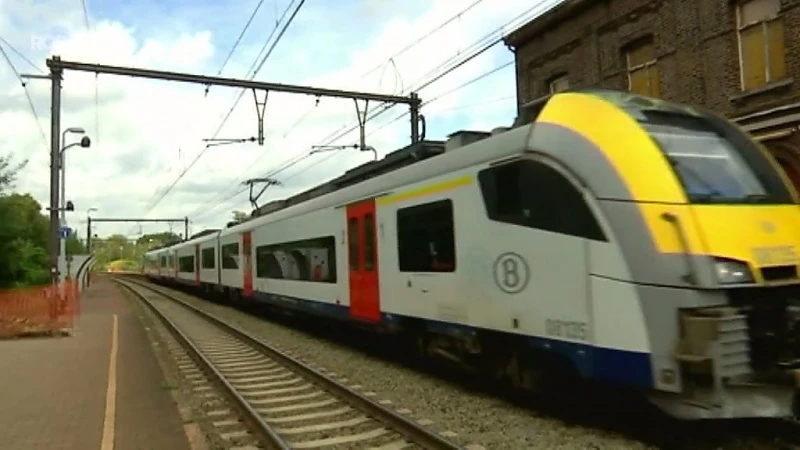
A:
573;89;795;204
646;123;768;203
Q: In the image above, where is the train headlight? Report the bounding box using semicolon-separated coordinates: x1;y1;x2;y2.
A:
713;258;755;285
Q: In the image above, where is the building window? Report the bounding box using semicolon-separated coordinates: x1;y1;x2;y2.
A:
625;38;660;97
737;0;785;90
397;199;456;273
548;74;569;93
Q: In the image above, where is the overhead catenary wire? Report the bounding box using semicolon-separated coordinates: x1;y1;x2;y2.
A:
188;0;563;222
181;0;496;217
141;0;301;217
140;0;306;218
277;59;515;186
205;0;267;95
0;44;48;149
0;37;43;73
301;0;553;154
189;57;515;222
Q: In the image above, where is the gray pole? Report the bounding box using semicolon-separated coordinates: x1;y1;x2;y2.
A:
49;63;63;286
184;217;188;241
409;92;420;143
59;134;66;281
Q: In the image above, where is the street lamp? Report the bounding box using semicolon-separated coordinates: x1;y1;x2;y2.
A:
58;127;91;282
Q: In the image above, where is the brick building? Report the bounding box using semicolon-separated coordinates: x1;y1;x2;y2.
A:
503;0;800;189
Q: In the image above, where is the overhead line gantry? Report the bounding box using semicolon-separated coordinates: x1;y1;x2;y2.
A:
26;55;424;285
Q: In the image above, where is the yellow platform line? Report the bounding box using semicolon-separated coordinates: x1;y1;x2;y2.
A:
100;314;118;450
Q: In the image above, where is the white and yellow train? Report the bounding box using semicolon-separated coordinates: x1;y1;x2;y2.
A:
145;89;800;420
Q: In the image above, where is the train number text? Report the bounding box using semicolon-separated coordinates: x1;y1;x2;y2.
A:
545;319;588;341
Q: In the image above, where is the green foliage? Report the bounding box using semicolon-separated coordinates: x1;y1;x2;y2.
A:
0;153;91;288
136;231;181;248
232;210;249;223
91;231;180;271
0;191;50;288
107;259;139;271
0;153;27;195
65;235;85;255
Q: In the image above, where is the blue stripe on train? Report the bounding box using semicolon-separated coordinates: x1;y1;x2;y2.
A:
235;288;652;388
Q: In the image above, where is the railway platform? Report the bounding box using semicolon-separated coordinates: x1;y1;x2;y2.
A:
0;275;195;450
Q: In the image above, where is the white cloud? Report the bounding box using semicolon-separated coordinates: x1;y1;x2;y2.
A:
0;0;560;239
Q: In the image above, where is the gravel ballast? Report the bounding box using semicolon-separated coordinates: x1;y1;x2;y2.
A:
147;284;657;449
139;280;794;450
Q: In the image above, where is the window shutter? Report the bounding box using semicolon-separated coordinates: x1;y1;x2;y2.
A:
767;19;786;81
648;66;661;97
629;68;649;95
740;24;767;89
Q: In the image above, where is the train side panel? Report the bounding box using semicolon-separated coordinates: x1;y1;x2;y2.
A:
248;207;349;317
174;241;196;286
218;232;243;290
199;237;219;287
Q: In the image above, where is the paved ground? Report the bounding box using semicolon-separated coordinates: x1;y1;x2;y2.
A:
0;275;192;450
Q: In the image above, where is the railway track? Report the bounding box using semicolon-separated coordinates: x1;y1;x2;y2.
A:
115;278;461;450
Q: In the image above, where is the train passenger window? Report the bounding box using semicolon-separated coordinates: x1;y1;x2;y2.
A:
397;199;456;273
254;236;337;283
159;256;166;267
478;160;606;241
178;256;194;273
221;243;239;269
364;213;376;271
201;247;215;269
348;217;360;270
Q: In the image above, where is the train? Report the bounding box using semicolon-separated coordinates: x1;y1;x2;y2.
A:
144;88;800;421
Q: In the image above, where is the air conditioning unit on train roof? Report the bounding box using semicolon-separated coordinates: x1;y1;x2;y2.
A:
445;130;491;151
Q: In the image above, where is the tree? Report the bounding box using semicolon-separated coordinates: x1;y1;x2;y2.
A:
65;235;86;255
231;210;249;224
135;231;181;248
0;193;49;287
0;153;27;195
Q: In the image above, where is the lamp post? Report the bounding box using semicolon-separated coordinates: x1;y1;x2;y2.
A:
59;127;91;282
86;208;97;252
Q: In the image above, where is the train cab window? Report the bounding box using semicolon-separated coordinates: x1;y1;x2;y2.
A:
221;243;239;269
364;213;376;271
478;160;606;241
178;255;194;273
348;217;360;270
397;199;456;273
201;247;215;269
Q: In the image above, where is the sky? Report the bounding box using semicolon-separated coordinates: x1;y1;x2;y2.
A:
0;0;562;240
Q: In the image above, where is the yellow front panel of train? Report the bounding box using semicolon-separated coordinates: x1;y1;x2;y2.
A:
691;205;800;267
537;90;800;281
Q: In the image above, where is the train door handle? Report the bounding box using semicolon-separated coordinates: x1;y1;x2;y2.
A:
660;212;698;285
407;279;412;288
421;289;428;293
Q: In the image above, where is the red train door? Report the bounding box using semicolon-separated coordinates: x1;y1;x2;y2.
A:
242;231;253;298
346;199;381;322
194;244;201;287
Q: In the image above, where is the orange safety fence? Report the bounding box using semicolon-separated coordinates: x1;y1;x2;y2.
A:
0;281;80;338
